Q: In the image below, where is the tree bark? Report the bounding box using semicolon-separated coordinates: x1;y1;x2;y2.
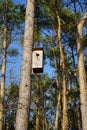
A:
0;1;8;130
52;48;61;130
15;1;35;130
77;12;87;130
0;24;7;130
57;16;68;130
36;75;40;130
55;91;61;130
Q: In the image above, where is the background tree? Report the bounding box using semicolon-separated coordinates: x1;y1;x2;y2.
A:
77;13;87;130
0;0;25;130
0;1;8;129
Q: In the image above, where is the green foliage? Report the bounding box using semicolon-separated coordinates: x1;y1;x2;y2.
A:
0;0;25;28
7;2;25;29
7;48;19;57
0;0;25;45
30;74;53;129
83;34;87;47
7;83;19;98
3;83;19;130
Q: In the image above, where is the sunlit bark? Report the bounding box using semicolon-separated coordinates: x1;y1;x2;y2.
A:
53;48;61;130
77;12;87;130
15;0;35;130
57;16;68;130
0;1;8;130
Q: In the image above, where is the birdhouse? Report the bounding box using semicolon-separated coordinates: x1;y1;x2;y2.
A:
32;48;43;73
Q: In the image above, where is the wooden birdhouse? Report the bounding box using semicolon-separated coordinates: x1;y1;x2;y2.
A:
32;48;43;73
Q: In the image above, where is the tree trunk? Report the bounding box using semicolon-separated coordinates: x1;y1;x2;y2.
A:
62;75;68;130
55;91;61;130
36;75;40;130
77;12;87;130
0;1;8;130
36;104;40;130
0;25;7;130
15;1;35;130
52;48;61;130
57;16;68;130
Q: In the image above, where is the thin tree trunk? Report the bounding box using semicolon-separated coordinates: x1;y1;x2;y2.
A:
0;25;7;130
15;1;35;130
41;86;47;130
52;48;61;130
55;91;61;130
77;12;87;130
36;75;40;130
62;75;68;130
0;1;8;130
36;107;40;130
57;16;68;130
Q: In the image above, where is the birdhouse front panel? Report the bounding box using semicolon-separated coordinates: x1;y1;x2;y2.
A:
32;48;43;73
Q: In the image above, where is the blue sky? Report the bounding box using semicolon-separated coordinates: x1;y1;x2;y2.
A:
6;1;24;86
6;42;22;86
13;0;26;5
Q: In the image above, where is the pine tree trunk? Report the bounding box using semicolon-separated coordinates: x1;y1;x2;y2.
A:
77;12;87;130
0;1;8;130
57;16;68;130
36;75;40;130
36;107;40;130
53;47;61;130
15;1;35;130
41;86;48;130
62;75;68;130
0;26;7;130
55;91;61;130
